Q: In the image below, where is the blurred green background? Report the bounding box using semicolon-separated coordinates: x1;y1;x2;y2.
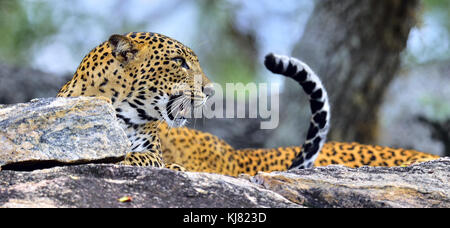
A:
0;0;312;84
0;0;448;80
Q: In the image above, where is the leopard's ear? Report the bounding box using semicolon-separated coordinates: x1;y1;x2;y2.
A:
108;34;138;63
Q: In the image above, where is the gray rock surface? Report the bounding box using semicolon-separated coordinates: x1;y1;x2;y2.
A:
0;96;448;208
253;158;450;208
0;97;129;169
0;164;299;208
0;159;448;208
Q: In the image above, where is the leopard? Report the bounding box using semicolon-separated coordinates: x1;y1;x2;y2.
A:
160;53;439;176
58;32;440;176
58;32;214;169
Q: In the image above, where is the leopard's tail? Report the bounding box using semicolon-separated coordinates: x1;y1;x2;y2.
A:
264;53;330;169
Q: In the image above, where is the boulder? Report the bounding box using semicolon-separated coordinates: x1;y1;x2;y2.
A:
0;96;448;208
0;159;448;208
253;158;450;208
0;164;299;208
0;97;129;170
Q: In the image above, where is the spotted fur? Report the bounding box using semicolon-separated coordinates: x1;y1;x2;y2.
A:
160;54;439;176
58;32;213;169
58;32;440;176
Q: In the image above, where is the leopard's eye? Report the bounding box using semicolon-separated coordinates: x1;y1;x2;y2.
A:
172;57;190;70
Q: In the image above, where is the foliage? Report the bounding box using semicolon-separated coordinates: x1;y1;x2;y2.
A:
405;0;450;64
424;0;450;23
0;0;57;65
420;95;450;122
0;0;448;78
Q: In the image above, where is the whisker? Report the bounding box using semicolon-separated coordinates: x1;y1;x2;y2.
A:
167;97;188;116
166;97;186;117
166;96;190;129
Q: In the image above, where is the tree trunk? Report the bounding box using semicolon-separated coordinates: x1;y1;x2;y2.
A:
288;0;421;144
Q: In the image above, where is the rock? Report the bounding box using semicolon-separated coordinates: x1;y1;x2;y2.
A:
0;159;448;208
0;164;299;208
0;96;448;208
0;97;130;169
252;158;450;208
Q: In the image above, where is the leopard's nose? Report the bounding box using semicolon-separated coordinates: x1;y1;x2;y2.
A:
203;83;215;97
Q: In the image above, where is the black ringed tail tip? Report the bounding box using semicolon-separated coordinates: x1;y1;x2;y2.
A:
264;53;331;170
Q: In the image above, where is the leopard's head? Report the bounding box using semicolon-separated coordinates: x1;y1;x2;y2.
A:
59;32;214;127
